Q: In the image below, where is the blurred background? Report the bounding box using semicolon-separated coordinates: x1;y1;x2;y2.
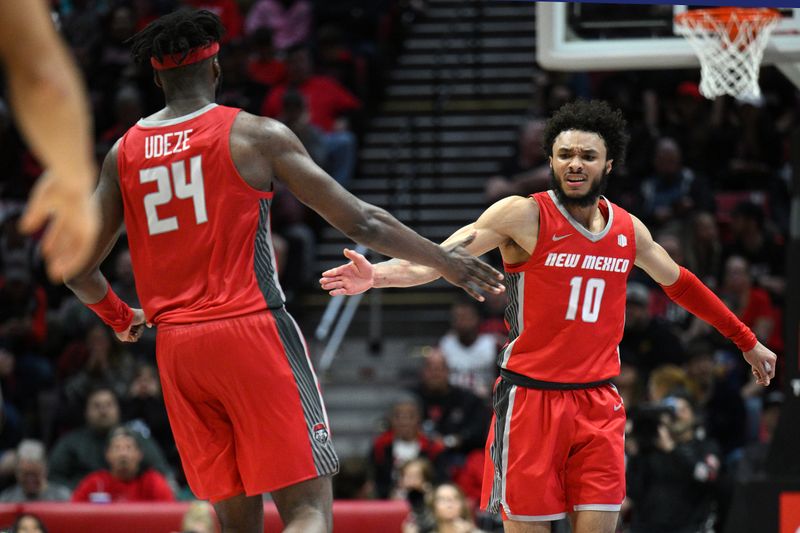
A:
0;1;795;532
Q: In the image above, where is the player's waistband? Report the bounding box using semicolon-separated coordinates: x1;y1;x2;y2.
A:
156;307;284;332
500;368;613;390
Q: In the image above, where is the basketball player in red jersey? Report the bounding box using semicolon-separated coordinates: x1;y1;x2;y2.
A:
62;10;503;533
321;100;777;533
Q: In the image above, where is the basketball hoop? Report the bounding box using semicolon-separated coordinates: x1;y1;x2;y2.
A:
674;7;781;100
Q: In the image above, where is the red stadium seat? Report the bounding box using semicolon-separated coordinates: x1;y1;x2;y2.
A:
0;500;409;533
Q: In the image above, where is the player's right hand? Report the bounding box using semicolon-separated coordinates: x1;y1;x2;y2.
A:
438;233;505;302
115;308;148;343
320;248;374;296
19;172;100;282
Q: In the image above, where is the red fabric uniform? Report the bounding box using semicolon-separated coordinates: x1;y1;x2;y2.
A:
71;469;175;502
481;191;634;520
116;104;338;501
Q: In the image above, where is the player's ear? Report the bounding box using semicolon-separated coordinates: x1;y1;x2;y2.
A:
213;58;221;80
153;71;162;89
548;156;553;168
606;159;613;175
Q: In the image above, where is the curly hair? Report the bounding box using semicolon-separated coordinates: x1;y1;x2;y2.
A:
543;100;629;165
127;8;225;66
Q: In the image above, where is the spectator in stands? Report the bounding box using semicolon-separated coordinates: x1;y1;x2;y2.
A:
684;340;747;456
262;43;361;187
97;85;145;156
332;457;374;500
370;397;444;499
184;0;243;42
734;391;783;483
9;513;47;533
484;118;550;203
647;365;692;403
426;483;485;533
111;246;155;358
612;361;644;416
723;201;785;297
411;350;490;466
438;300;497;399
477;290;508;351
0;440;70;502
684;210;723;288
279;90;326;165
216;38;266;114
719;255;781;352
57;324;136;431
246;28;287;87
626;396;720;533
122;363;177;469
245;0;312;50
72;426;174;502
396;459;436;533
640;137;715;230
49;386;171;488
94;5;139;104
179;501;217;533
619;282;686;382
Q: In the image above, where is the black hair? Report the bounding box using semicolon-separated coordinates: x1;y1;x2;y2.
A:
543;100;629;166
733;200;765;228
127;8;225;66
107;426;142;450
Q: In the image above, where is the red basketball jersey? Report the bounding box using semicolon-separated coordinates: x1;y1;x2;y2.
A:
117;104;283;324
500;191;636;383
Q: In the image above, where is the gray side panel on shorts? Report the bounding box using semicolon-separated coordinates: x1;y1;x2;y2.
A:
486;378;514;514
270;308;340;477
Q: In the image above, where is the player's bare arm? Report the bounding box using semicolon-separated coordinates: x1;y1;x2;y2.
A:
320;195;538;295
63;141;146;343
632;215;776;386
0;0;100;281
231;112;504;300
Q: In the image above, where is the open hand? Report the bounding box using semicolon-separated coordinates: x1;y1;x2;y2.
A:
320;248;374;296
438;233;504;301
115;308;149;343
19;172;100;282
743;341;777;387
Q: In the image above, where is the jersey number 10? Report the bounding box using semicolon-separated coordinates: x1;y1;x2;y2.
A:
565;276;606;323
140;155;208;236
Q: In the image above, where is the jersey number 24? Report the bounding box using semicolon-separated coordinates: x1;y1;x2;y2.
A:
140;155;208;236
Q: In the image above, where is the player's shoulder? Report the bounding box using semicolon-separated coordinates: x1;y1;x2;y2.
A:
488;194;540;219
231;111;295;150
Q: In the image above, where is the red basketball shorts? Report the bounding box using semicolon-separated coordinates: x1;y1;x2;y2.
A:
480;378;626;521
156;309;338;503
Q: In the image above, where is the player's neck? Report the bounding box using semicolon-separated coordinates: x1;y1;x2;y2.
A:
563;200;602;231
162;87;216;118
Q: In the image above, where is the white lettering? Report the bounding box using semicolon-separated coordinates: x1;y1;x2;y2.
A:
545;253;557;267
582;255;596;269
555;254;566;267
565;254;579;268
144;129;193;159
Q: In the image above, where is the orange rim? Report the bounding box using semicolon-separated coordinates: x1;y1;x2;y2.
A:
675;7;781;31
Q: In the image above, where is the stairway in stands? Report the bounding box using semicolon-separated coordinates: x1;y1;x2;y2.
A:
303;0;538;460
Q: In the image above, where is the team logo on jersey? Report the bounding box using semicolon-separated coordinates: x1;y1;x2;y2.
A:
312;423;329;444
617;234;627;248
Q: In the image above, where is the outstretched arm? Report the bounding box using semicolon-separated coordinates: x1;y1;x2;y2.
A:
633;215;776;385
0;0;100;280
321;196;532;295
254;117;504;299
64;143;145;343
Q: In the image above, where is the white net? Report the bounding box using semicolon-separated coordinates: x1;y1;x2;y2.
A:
675;8;780;100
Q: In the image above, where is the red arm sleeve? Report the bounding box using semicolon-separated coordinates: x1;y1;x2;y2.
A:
86;282;133;333
660;267;757;352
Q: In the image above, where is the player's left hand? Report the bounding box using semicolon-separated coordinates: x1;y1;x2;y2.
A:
743;341;777;387
19;172;100;282
115;308;149;343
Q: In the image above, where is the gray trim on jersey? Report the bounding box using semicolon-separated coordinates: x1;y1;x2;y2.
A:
504;272;524;340
271;307;339;476
136;103;218;128
573;504;622;512
254;199;286;309
498;338;518;368
506;512;568;522
547;190;614;242
486;379;517;516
